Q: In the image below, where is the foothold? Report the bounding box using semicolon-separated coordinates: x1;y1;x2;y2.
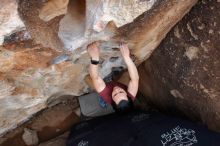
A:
187;23;198;40
112;48;119;51
49;54;71;65
174;26;181;39
109;57;119;62
185;46;199;60
170;89;184;99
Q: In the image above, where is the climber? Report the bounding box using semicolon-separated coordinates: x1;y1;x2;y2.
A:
87;41;139;112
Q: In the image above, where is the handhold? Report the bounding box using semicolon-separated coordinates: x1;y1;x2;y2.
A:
49;54;71;65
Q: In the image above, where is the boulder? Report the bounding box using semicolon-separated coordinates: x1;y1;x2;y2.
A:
138;0;220;132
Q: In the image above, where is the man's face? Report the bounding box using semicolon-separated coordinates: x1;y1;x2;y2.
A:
112;86;128;104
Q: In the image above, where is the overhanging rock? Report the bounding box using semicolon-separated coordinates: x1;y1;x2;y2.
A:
138;0;220;132
0;0;198;136
58;0;157;51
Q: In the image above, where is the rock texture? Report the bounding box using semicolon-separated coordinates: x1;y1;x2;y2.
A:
0;42;86;136
138;0;220;132
0;99;79;146
0;0;25;45
39;0;69;22
58;0;156;51
18;0;64;51
86;0;157;33
38;132;69;146
0;0;198;136
22;128;39;145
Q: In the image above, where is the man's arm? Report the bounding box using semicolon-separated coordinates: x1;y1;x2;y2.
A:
120;43;139;97
87;42;106;93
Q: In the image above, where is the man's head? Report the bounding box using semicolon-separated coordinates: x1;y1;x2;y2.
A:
112;86;132;112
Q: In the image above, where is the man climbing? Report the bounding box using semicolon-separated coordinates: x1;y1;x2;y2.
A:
87;42;139;112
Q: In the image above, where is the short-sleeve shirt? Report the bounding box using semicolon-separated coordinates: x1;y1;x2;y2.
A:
98;81;136;104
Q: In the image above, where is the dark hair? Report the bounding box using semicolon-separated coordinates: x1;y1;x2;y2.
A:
112;97;133;113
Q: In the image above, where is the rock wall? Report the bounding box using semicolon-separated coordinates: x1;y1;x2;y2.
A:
139;0;220;132
0;0;197;136
0;43;87;136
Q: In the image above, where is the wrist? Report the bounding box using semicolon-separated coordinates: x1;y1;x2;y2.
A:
90;57;99;65
91;57;99;61
123;56;131;61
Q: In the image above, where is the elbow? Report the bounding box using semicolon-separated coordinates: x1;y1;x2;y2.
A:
131;75;139;84
134;74;139;82
136;76;139;83
137;74;139;80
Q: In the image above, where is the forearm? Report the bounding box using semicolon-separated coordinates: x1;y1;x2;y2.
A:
87;42;106;92
89;64;100;80
89;46;100;80
89;61;106;92
124;57;139;81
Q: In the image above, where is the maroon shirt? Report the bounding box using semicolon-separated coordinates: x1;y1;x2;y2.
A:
98;81;136;104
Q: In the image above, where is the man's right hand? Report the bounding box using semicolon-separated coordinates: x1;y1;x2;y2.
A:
87;41;100;60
